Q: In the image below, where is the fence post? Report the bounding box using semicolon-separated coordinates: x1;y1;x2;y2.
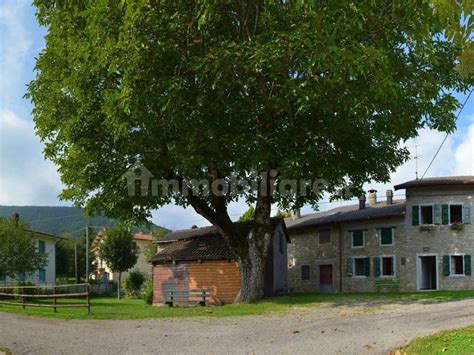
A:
21;295;25;310
53;286;57;313
87;283;91;315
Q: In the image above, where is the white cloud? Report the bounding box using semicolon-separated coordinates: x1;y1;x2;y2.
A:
0;110;63;205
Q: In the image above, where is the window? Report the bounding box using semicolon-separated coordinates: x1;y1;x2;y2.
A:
450;205;463;225
381;256;395;276
380;228;394;246
352;231;364;248
420;205;433;225
38;269;46;282
18;272;25;282
38;240;46;254
354;258;367;276
301;265;310;281
318;229;331;245
451;255;464;275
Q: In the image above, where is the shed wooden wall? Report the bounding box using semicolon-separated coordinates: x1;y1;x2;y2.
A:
153;260;241;305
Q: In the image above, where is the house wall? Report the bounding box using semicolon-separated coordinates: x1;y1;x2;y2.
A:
4;236;57;284
403;186;474;291
95;239;153;281
288;186;474;293
271;223;289;294
153;260;241;305
287;225;341;292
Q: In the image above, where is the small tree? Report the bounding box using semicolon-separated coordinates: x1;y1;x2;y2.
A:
275;210;291;219
0;217;47;281
238;206;255;222
98;228;138;299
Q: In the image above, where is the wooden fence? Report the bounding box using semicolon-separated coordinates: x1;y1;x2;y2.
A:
0;283;91;314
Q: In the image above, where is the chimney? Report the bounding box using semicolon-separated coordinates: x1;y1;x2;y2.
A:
191;225;198;229
367;189;377;206
386;189;394;205
13;213;19;227
291;209;301;221
359;195;366;210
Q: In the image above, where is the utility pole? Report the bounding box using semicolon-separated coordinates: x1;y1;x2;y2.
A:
85;225;89;282
74;241;78;283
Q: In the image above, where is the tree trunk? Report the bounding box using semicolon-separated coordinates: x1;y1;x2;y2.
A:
117;272;121;300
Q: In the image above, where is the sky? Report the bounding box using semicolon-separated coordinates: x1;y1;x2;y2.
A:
0;1;473;231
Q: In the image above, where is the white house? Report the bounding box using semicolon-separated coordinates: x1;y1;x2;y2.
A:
2;230;63;285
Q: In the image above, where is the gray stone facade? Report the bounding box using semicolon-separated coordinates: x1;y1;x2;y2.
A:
287;184;474;293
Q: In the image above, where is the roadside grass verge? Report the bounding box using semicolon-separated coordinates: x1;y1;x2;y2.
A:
0;290;473;320
395;324;474;354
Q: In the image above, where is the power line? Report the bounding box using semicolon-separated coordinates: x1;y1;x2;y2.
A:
29;213;84;223
420;89;473;180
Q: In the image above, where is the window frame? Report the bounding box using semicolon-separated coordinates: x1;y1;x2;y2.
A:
379;255;396;278
448;204;463;225
318;229;332;246
449;253;465;277
379;228;395;247
351;230;365;249
352;256;368;278
419;204;434;225
301;265;311;281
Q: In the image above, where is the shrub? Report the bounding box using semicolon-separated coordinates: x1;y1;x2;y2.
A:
122;270;147;298
142;278;153;305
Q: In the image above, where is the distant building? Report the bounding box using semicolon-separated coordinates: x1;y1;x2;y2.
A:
91;229;154;280
286;176;473;292
1;229;63;285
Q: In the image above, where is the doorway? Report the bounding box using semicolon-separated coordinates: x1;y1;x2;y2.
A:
418;255;438;290
319;264;333;293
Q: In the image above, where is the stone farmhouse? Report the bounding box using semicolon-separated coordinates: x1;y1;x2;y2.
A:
286;176;473;293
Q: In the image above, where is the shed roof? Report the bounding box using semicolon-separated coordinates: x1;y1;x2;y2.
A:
157;218;287;244
286;200;406;231
151;234;234;264
394;176;474;190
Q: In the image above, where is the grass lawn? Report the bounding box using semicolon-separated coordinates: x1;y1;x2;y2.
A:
0;290;473;320
397;325;474;354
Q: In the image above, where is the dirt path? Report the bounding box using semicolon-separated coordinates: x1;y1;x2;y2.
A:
2;298;474;354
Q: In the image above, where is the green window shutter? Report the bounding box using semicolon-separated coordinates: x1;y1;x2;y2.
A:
38;240;46;254
463;204;471;224
346;258;353;277
364;257;370;277
443;255;450;276
433;205;441;225
412;206;419;226
441;205;449;225
352;231;364;247
38;269;46;282
465;255;471;276
374;257;381;277
18;272;25;282
380;228;393;245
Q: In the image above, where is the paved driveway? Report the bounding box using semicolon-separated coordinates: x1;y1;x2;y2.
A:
1;298;474;354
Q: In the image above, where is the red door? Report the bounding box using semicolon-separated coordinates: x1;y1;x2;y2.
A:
319;265;333;292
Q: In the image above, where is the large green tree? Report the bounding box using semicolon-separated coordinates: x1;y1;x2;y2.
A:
98;228;138;299
30;0;472;300
0;218;48;281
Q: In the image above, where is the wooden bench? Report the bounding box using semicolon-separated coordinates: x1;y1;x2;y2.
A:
163;289;210;307
375;278;400;292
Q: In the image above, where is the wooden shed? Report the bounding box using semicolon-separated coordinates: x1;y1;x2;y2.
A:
151;219;289;305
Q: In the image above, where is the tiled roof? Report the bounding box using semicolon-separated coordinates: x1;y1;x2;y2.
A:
91;229;153;250
158;218;285;244
286;200;406;231
394;176;474;190
151;234;235;264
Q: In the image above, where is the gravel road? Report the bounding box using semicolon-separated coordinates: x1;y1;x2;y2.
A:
2;298;474;354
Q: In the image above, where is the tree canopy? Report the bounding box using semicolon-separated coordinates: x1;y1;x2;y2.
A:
0;218;48;280
30;0;472;300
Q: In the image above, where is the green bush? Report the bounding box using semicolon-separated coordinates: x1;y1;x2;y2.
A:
122;270;147;298
142;278;153;305
15;281;42;296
